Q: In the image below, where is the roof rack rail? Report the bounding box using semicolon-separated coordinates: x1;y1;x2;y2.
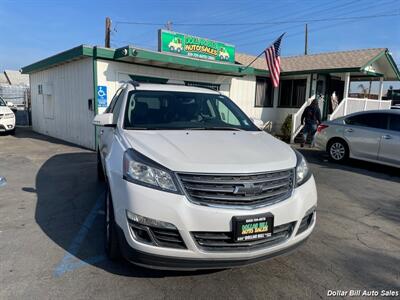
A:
127;80;140;88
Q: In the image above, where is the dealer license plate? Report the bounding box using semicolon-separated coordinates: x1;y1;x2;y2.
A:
233;213;274;242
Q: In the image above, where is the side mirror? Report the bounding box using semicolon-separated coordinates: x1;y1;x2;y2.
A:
92;113;115;127
251;118;264;129
6;101;14;108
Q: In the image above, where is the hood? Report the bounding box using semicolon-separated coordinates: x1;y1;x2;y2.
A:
123;130;297;173
0;106;12;114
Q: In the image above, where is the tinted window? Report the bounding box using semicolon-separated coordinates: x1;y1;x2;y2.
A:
0;97;5;106
345;113;388;129
389;114;400;131
278;79;307;108
123;91;258;131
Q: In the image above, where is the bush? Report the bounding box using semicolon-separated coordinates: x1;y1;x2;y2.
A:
281;114;292;141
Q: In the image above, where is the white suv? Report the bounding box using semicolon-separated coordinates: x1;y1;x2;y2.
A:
93;82;317;270
0;97;16;134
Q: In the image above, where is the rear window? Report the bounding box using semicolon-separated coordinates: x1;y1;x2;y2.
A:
389;114;400;132
345;113;389;130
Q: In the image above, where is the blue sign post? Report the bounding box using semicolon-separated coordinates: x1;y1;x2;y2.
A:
97;86;108;108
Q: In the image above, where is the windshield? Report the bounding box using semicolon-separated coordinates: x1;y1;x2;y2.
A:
0;97;5;106
123;91;259;131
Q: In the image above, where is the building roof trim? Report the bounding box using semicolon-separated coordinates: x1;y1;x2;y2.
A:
21;45;399;80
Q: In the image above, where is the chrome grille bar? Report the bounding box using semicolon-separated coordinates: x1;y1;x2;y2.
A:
177;169;294;208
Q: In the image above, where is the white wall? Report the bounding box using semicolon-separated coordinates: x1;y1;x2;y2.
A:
96;59;233;113
230;74;311;133
30;57;95;149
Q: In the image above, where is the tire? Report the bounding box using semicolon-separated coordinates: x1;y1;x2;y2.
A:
9;128;15;135
97;151;105;182
169;46;175;52
105;187;121;260
328;139;349;162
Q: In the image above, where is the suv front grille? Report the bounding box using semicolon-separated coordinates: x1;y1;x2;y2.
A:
177;169;294;208
192;222;295;251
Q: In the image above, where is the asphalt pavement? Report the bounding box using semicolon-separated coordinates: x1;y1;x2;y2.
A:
0;128;399;299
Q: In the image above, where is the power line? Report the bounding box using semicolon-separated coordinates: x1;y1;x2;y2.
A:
114;12;400;27
213;0;363;43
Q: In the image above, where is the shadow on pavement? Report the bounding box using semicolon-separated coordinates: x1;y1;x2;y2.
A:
297;148;400;183
34;152;220;278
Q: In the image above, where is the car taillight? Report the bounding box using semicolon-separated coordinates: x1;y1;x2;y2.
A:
317;124;329;133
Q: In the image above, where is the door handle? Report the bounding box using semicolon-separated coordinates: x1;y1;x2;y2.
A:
345;128;353;133
382;134;392;140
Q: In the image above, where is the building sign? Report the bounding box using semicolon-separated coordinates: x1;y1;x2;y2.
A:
97;86;107;108
158;29;235;63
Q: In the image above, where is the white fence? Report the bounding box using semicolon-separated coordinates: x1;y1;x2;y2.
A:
329;97;392;120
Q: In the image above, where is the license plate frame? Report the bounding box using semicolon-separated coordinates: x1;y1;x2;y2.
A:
232;213;274;242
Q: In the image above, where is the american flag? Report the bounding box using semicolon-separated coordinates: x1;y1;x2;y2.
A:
264;34;284;88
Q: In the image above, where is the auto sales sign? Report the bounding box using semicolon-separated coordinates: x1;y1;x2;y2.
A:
158;29;235;63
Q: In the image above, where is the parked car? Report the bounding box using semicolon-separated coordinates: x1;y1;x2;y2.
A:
315;110;400;167
93;82;317;270
0;96;16;134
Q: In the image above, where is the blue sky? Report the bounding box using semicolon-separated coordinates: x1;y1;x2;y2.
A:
1;0;399;89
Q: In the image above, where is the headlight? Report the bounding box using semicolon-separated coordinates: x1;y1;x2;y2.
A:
123;149;180;194
4;113;15;119
294;150;311;187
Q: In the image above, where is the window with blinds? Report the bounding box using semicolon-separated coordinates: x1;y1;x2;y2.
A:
255;77;274;107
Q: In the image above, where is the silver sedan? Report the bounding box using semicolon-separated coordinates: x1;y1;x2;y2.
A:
315;110;400;167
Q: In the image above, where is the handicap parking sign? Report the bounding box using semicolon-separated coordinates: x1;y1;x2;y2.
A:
97;86;107;108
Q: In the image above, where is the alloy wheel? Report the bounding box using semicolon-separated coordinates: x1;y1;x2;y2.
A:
330;142;346;160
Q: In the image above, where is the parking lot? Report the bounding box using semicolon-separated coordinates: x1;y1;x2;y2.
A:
0;128;399;299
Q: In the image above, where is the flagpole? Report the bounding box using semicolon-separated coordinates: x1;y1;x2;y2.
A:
239;51;265;72
239;32;286;73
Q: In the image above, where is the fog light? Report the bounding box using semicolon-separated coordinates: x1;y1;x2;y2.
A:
126;211;177;230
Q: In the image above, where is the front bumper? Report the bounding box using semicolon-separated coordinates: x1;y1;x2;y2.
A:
0;117;16;132
109;170;317;269
116;224;309;270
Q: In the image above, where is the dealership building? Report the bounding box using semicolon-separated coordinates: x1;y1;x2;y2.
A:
22;31;399;149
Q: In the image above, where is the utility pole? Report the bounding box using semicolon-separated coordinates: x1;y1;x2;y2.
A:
105;17;111;48
304;23;308;55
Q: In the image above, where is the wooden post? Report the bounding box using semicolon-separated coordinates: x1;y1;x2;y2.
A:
105;17;111;48
378;77;384;109
378;77;384;100
343;72;350;115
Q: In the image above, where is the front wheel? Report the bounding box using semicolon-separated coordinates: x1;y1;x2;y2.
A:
105;188;121;260
328;140;348;162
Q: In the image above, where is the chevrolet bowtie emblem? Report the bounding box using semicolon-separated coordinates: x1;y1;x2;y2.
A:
233;183;263;195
